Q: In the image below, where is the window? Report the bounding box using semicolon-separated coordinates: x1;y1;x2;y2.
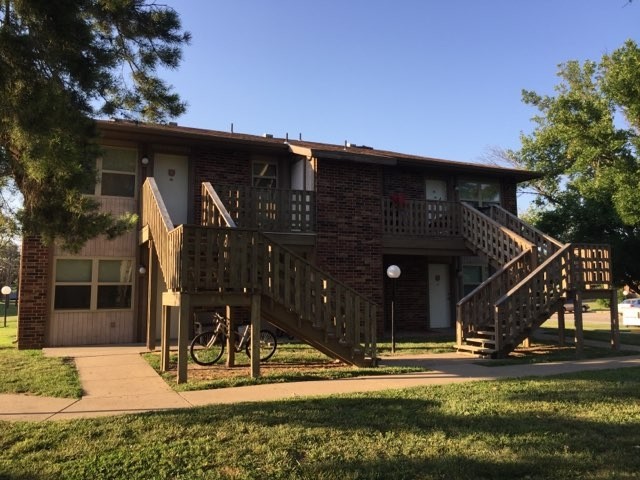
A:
458;180;500;207
54;259;92;310
252;161;278;188
86;147;137;197
54;258;133;310
462;265;485;296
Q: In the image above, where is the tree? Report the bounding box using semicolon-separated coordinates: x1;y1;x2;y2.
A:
0;0;190;251
508;39;640;292
0;240;19;288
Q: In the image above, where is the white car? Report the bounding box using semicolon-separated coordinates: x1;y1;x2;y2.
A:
618;298;640;311
622;307;640;327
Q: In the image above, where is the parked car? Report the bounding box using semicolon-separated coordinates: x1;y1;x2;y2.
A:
621;306;640;327
618;298;640;311
563;299;589;313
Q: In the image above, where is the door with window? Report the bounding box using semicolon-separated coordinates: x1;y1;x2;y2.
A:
426;179;449;234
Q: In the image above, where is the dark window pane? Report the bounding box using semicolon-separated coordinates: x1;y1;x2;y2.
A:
54;286;91;309
103;148;136;172
97;285;132;309
101;173;135;197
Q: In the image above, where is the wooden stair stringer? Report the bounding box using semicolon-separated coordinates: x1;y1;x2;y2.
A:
260;296;370;367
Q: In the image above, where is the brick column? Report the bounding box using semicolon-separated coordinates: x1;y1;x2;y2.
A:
315;158;384;331
17;236;51;349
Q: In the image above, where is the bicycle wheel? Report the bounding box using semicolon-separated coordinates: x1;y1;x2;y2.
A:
190;331;225;366
245;329;277;362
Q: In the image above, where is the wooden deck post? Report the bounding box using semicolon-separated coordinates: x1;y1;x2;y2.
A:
610;289;619;351
225;305;235;368
557;303;565;346
574;290;584;358
250;294;261;378
177;294;191;384
160;305;171;372
146;240;158;351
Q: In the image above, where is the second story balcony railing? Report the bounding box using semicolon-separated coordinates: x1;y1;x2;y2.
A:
382;197;462;237
213;184;316;233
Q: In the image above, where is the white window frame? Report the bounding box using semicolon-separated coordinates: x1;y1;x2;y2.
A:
53;257;135;311
87;146;138;198
461;264;488;297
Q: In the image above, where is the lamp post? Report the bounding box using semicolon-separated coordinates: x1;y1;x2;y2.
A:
1;286;11;328
386;265;401;353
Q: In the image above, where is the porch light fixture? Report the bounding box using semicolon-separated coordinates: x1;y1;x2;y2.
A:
140;155;149;166
1;285;11;328
386;265;401;353
138;265;147;275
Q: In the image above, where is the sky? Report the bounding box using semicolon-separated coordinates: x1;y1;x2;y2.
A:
160;0;639;166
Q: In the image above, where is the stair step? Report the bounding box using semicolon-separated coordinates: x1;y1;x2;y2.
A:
457;344;496;356
464;337;496;347
474;330;496;337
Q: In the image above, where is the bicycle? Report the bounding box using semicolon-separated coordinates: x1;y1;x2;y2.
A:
189;312;277;366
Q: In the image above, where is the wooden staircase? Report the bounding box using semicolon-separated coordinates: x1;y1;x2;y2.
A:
141;179;377;369
456;204;612;357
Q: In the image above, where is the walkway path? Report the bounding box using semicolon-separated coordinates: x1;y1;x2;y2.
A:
1;342;639;422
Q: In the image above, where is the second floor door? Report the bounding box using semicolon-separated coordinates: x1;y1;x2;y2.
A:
425;179;447;201
154;153;189;225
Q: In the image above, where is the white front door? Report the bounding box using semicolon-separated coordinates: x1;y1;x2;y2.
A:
154;153;189;225
425;179;447;201
428;264;451;328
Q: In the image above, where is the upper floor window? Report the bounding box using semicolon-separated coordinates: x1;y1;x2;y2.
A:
252;161;278;188
458;180;500;208
85;147;137;197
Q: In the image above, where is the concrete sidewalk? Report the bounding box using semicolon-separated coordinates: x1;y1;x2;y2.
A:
1;344;640;422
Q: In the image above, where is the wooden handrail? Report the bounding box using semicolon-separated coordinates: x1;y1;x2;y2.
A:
201;182;237;228
460;202;535;266
141;178;183;290
488;205;563;260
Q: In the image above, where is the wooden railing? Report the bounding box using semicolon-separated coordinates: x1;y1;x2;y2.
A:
213;184;315;233
142;178;376;360
460;203;535;266
494;244;571;351
567;244;612;290
488;206;563;261
201;182;237;228
382;198;461;236
455;203;538;350
141;179;183;290
456;249;536;345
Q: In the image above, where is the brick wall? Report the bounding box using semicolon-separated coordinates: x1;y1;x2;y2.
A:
17;236;51;349
315;158;384;330
383;255;429;332
192;149;251;223
501;181;518;214
382;167;427;200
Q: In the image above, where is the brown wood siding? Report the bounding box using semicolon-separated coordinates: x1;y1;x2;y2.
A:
48;310;135;346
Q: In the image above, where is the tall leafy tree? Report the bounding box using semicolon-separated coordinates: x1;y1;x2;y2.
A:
0;0;190;251
509;40;640;292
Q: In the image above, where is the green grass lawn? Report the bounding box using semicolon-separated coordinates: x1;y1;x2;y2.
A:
0;308;82;398
540;316;640;346
1;367;639;479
